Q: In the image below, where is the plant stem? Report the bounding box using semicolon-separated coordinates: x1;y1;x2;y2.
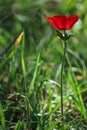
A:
61;41;67;116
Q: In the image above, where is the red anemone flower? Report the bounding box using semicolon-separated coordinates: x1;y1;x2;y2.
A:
46;14;79;30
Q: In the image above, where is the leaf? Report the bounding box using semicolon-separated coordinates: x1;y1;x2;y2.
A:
14;31;24;49
0;31;24;58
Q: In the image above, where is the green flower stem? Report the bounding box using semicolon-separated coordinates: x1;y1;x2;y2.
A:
61;41;67;116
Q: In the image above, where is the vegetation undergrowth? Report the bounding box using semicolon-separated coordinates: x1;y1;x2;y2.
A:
0;0;87;130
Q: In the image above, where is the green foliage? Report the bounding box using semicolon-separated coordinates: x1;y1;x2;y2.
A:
0;0;87;130
0;102;6;130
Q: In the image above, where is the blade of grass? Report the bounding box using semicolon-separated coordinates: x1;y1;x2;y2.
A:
0;31;24;70
29;53;40;96
21;31;27;92
66;52;87;120
0;102;6;130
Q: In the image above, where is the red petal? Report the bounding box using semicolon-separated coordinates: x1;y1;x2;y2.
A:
53;15;66;30
45;17;59;29
46;16;67;30
46;14;79;30
66;14;79;29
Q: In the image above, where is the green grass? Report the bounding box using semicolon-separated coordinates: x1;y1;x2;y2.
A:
0;0;87;130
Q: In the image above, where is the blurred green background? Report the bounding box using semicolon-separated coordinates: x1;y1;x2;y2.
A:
0;0;87;59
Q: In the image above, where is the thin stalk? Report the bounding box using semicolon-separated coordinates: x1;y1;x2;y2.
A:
61;41;67;116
